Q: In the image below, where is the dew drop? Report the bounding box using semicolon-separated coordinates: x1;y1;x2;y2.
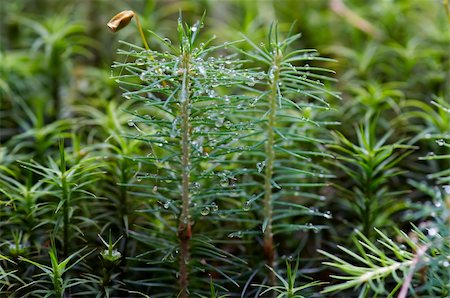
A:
198;66;206;76
211;202;219;213
135;58;145;65
164;200;171;209
163;37;172;45
443;185;450;195
256;161;266;173
200;206;210;216
228;231;242;238
434;199;442;208
428;227;438;237
323;211;332;219
243;201;251;211
220;178;229;187
127;119;134;127
139;72;148;81
208;90;216;98
224;121;232;129
152;185;158;193
436;139;445;146
246;79;256;87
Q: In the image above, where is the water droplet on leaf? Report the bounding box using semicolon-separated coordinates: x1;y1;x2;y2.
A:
140;72;148;81
211;202;219;213
243;201;251;211
200;206;210;216
135;58;145;65
228;231;243;238
443;185;450;194
192;182;200;190
323;211;332;219
428;227;438;237
164;200;171;209
220;178;229;187
436;139;445;146
256;161;266;173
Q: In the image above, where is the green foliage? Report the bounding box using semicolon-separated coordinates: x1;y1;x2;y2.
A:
0;0;449;297
111;15;262;296
319;220;450;297
328;117;415;238
19;247;91;297
320;96;450;298
237;24;338;287
256;260;323;298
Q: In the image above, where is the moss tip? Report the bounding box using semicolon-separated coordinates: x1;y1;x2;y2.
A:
107;10;135;32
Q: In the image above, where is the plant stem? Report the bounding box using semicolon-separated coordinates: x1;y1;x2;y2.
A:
50;249;63;298
363;173;373;239
60;142;69;258
263;50;282;286
62;176;69;258
53;272;63;298
178;50;191;298
119;160;129;270
133;14;150;52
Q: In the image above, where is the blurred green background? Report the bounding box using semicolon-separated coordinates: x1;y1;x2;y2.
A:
0;0;449;297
